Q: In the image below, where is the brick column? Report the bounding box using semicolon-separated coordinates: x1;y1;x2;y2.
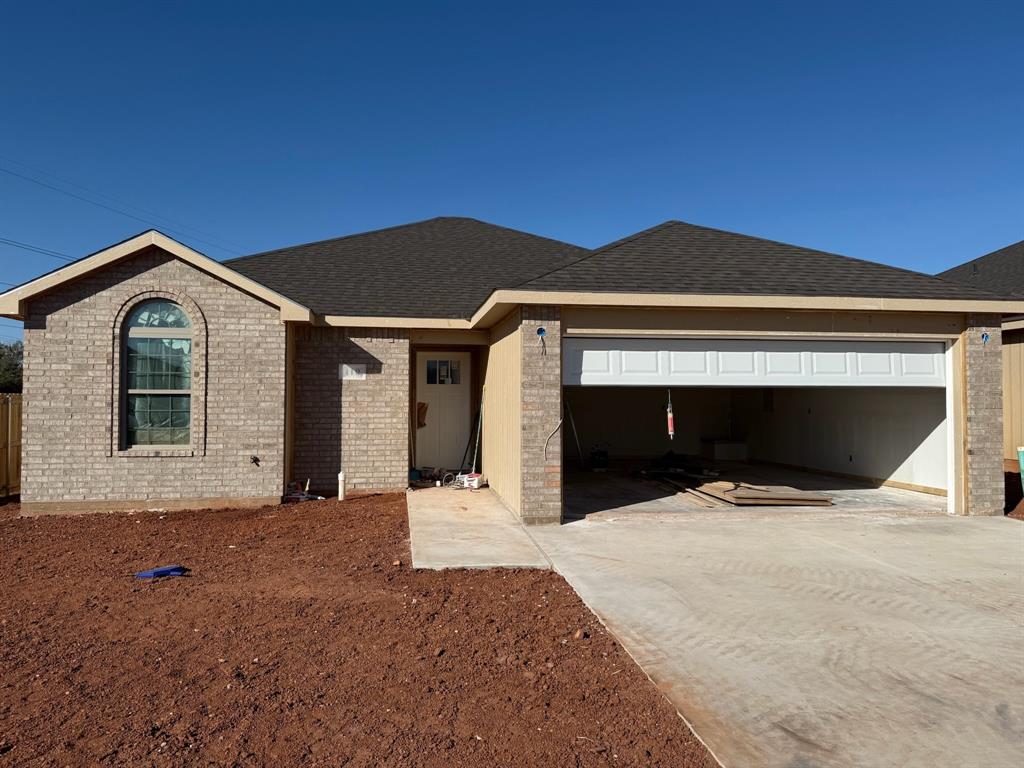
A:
519;306;562;524
340;329;410;493
963;315;1003;515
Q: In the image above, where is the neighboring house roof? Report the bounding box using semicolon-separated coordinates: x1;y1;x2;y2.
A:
516;220;1009;301
0;230;312;322
224;217;587;319
938;239;1024;297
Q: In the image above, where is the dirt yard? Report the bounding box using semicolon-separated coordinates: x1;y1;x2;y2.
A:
0;494;714;767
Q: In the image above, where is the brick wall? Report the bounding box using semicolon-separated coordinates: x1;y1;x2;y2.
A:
963;315;1004;515
292;326;409;495
292;326;343;495
21;247;286;509
519;306;562;524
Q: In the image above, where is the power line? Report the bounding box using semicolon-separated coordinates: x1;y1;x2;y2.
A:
0;165;244;256
0;153;249;252
0;235;75;261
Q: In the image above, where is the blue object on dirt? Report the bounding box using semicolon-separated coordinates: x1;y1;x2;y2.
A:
134;564;189;580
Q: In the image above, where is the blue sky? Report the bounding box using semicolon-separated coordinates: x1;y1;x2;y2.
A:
1;1;1022;342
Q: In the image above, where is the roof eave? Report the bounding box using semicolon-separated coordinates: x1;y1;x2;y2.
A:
468;290;1024;328
0;231;313;323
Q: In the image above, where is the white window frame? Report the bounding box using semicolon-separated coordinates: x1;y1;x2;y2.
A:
121;305;193;450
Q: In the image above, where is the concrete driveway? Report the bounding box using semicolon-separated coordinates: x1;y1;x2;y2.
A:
530;511;1024;768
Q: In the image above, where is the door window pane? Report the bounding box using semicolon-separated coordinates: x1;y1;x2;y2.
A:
426;358;463;385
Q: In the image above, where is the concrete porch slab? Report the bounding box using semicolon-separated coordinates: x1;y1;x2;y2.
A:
406;487;550;570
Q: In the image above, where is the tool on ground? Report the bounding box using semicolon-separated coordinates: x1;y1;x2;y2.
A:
1018;446;1024;498
666;388;675;440
458;402;483;474
134;564;189;580
284;479;325;502
455;403;485;489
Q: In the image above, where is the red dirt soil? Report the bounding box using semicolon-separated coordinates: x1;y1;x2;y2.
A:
0;494;715;767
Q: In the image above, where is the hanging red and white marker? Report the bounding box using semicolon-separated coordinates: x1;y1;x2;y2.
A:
666;388;675;440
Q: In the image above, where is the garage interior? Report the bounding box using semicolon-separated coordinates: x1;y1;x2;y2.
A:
560;338;952;521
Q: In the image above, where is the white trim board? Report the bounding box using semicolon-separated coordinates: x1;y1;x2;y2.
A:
0;230;312;322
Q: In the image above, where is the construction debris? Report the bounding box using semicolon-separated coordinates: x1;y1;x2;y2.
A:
134;564;189;580
640;452;833;507
691;480;832;506
283;480;325;503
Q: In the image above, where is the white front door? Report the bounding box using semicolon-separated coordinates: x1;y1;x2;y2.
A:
415;351;472;470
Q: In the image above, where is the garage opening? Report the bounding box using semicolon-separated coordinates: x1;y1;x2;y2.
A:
561;338;951;520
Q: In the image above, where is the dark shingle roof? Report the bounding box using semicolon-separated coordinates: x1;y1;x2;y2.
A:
518;220;1010;301
225;217;586;318
938;240;1024;298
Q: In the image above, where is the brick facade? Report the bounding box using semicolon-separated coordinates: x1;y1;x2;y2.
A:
21;248;287;510
17;255;1007;521
963;315;1003;515
519;306;562;524
292;326;409;496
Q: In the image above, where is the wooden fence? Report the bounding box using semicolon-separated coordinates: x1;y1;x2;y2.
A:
1;394;22;498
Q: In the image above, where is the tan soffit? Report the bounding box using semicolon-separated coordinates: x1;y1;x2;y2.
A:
0;230;313;322
321;315;472;329
469;290;1024;328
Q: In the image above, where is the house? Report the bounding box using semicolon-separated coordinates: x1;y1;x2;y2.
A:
1;217;1020;519
940;239;1024;468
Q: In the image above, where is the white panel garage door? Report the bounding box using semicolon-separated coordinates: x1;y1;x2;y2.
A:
563;338;947;387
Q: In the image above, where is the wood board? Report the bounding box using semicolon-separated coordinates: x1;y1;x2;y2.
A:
695;481;833;506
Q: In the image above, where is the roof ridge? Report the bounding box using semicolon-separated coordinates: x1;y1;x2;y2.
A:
458;217;588;253
226;216;587;266
514;220;678;288
516;218;1016;302
224;216;453;264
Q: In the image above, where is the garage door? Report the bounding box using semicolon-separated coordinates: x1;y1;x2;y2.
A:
563;338;947;387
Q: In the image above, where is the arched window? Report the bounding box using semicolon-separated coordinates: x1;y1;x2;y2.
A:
123;299;192;447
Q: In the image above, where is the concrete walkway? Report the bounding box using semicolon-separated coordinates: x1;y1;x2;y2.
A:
406;487;549;570
530;512;1024;768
